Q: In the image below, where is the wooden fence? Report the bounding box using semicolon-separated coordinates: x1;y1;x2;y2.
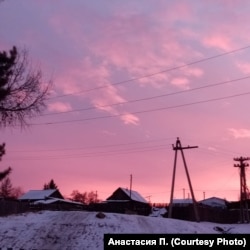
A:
0;199;248;224
169;205;245;223
0;199;30;216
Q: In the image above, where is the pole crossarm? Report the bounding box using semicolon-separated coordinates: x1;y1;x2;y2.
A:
173;145;198;150
172;137;199;151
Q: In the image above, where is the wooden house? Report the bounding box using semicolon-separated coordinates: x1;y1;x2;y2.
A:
19;189;84;210
199;197;228;209
19;189;64;202
105;187;151;215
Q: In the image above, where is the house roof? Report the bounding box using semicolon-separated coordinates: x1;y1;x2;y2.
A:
19;189;61;200
106;187;148;204
199;197;227;208
120;187;148;203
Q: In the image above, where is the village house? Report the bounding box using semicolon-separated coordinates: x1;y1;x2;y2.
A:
104;187;151;215
19;189;64;202
199;197;228;209
19;189;83;210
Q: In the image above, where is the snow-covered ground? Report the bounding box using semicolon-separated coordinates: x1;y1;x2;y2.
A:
0;210;249;249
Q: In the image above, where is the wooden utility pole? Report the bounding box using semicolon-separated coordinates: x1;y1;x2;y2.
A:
129;174;133;199
234;157;250;223
145;195;152;203
168;137;200;222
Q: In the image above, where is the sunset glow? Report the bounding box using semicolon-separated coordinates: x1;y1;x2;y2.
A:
1;0;250;203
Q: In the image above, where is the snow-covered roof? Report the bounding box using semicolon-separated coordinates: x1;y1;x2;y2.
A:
199;197;227;208
34;199;56;205
120;188;148;203
34;197;83;206
105;200;130;203
19;189;59;200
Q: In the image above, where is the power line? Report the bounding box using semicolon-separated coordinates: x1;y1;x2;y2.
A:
9;137;240;164
31;90;250;126
48;45;250;99
7;144;170;161
9;137;174;153
42;75;250;116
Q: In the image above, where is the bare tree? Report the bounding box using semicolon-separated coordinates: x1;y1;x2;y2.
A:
0;46;52;179
0;177;24;198
87;191;99;204
0;143;11;181
0;177;13;198
11;186;24;199
0;46;51;127
70;190;100;204
70;190;87;204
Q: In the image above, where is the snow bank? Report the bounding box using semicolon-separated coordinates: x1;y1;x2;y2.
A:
0;211;249;249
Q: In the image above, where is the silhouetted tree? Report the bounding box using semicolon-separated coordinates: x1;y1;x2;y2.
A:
0;177;13;198
0;46;51;183
0;143;11;181
43;179;58;190
0;177;24;199
11;186;24;199
87;191;99;204
70;190;100;204
0;46;51;127
70;190;87;204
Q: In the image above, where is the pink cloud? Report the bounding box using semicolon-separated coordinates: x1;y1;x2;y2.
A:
48;102;72;112
181;67;204;78
228;128;250;139
73;4;203;90
43;1;205;98
92;85;125;110
236;62;250;74
207;146;217;152
171;77;190;90
202;34;233;51
53;57;109;97
53;57;141;126
121;113;140;125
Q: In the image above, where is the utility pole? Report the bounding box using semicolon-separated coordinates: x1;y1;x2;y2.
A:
234;157;250;223
129;174;133;199
168;137;200;222
145;195;152;203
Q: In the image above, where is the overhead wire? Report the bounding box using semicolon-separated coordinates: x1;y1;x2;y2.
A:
9;137;174;153
47;44;250;99
42;75;250;116
31;90;250;125
7;143;171;161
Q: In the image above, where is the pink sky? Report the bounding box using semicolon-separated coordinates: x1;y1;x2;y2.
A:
0;0;250;203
